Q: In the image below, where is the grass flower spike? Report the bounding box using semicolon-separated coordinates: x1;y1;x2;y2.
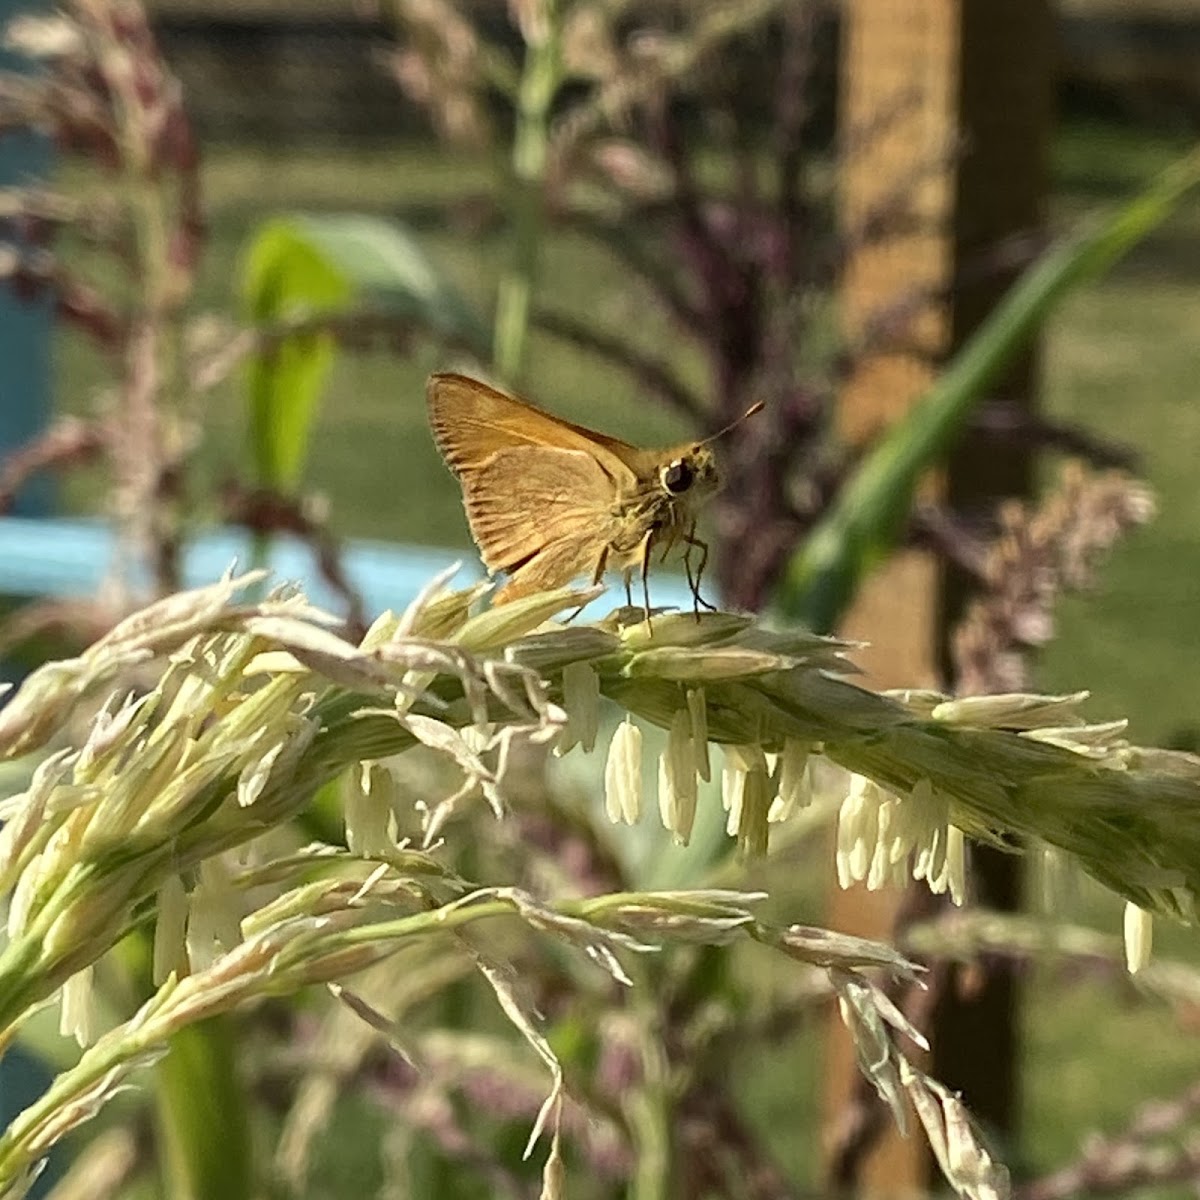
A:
2;572;1200;1196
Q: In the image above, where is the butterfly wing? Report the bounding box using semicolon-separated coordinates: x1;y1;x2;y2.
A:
456;444;622;598
427;373;643;482
427;373;679;603
493;535;609;604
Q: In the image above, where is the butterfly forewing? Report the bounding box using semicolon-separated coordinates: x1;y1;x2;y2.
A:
427;374;639;595
427;373;640;481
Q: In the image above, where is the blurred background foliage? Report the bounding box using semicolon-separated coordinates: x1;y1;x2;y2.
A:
50;3;1200;742
1;0;1199;1196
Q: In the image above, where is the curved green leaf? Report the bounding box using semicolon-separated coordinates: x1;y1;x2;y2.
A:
777;145;1200;633
240;214;490;491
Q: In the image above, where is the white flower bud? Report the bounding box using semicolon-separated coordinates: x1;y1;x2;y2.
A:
344;762;400;856
836;774;883;888
186;857;243;972
1124;901;1153;974
923;825;967;905
59;965;95;1048
687;687;711;782
237;741;284;808
737;766;772;857
604;719;642;825
659;710;698;844
769;740;812;821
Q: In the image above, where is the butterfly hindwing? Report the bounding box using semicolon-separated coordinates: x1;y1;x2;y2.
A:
458;445;620;584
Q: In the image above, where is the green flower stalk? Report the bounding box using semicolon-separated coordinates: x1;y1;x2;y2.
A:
2;569;1200;1196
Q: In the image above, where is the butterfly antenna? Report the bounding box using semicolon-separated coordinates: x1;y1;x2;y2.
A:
702;400;765;445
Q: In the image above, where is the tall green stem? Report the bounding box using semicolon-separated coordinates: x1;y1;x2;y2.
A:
493;0;562;381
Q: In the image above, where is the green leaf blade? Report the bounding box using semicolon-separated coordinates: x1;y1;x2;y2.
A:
777;145;1200;633
239;214;490;492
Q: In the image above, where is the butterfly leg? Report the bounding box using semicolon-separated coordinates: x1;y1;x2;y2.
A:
683;544;700;620
681;526;717;615
637;530;655;634
564;546;610;624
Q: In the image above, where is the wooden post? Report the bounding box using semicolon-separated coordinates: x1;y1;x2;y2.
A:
825;1;1052;1192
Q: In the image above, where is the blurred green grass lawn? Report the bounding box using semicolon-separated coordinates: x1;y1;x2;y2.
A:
53;117;1200;1182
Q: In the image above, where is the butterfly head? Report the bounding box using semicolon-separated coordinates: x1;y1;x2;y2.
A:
658;444;720;507
656;398;762;509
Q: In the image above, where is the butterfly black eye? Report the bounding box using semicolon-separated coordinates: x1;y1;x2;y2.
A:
661;459;694;495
